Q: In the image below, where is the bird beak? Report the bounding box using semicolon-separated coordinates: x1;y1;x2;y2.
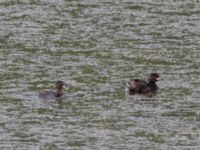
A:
156;77;160;81
63;84;72;90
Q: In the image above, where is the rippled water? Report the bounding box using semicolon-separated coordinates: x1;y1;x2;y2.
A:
0;0;200;149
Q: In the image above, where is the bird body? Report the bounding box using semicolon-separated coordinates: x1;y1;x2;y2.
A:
128;73;160;96
39;81;65;99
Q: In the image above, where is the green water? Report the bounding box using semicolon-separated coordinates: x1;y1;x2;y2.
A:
0;0;200;149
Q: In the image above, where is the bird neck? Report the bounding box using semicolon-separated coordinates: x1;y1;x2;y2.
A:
147;80;157;91
55;89;64;97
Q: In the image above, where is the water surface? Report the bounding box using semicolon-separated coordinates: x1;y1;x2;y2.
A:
0;0;200;149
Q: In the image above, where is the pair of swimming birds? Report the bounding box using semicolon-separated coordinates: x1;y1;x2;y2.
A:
39;73;160;99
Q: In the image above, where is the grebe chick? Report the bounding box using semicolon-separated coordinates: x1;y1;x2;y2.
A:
39;81;65;99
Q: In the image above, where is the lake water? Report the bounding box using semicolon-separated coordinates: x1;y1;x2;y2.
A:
0;0;200;149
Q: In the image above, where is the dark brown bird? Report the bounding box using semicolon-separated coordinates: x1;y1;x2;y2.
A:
128;73;160;96
39;81;65;99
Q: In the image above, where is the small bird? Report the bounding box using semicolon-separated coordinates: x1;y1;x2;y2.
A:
39;81;65;99
128;73;160;97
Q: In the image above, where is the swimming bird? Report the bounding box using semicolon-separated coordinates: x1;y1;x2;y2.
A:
39;80;65;99
128;73;160;96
